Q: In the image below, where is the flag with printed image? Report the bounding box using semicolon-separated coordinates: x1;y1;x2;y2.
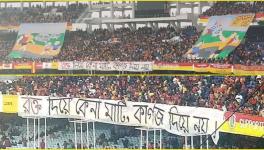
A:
9;23;67;58
187;14;255;59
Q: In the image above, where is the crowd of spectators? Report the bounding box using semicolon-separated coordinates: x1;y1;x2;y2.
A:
58;26;264;65
0;31;17;61
0;114;23;148
0;2;263;65
0;76;263;116
57;26;198;62
202;2;264;16
0;26;199;63
0;3;86;25
0;25;263;65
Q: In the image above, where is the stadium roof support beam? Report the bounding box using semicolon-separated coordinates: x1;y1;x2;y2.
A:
88;23;92;32
99;9;102;28
66;1;69;8
43;1;46;8
121;5;125;18
20;2;23;10
154;22;158;30
110;2;114;19
198;2;202;14
191;3;194;14
176;2;181;15
131;2;135;18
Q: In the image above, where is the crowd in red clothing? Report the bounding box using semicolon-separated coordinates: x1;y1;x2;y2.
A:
0;25;263;66
0;2;263;65
0;76;263;116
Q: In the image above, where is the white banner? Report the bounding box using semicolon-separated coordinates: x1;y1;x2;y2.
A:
58;61;153;72
2;63;13;69
42;62;53;69
18;96;224;138
18;96;49;117
58;61;74;70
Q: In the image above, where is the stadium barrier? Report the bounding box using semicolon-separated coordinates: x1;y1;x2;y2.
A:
0;94;263;139
1;61;264;74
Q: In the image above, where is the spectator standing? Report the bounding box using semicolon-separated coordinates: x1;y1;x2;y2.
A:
40;139;45;149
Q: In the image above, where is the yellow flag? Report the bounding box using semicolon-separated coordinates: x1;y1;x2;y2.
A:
231;15;254;27
2;95;18;113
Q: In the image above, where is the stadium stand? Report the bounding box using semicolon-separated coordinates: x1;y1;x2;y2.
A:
0;76;263;116
0;4;86;25
201;2;264;16
0;2;263;149
0;26;263;65
0;114;263;149
0;2;263;71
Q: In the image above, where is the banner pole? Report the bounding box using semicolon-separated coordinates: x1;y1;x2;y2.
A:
38;118;40;149
185;136;187;149
45;118;47;149
27;118;29;148
159;129;162;149
33;118;36;149
81;121;83;149
87;122;89;149
93;121;95;149
191;136;194;149
74;121;77;150
146;128;149;150
206;135;209;149
140;129;143;149
200;135;202;149
154;129;156;149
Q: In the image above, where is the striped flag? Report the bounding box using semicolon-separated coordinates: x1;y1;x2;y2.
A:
255;13;264;21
